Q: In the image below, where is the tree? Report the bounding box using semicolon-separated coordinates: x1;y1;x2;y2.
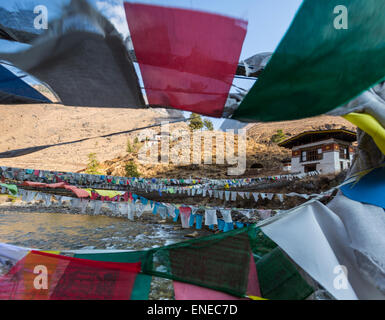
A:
125;161;140;177
126;139;134;153
127;137;140;154
85;153;101;174
188;113;204;131
203;119;214;131
271;129;287;143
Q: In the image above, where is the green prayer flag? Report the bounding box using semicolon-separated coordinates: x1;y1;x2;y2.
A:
142;226;255;297
0;183;18;196
233;0;385;122
256;247;314;300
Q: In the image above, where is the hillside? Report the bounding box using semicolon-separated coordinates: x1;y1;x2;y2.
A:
95;115;357;179
0;88;357;178
246;115;356;144
0;85;184;172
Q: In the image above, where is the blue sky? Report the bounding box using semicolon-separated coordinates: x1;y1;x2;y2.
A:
1;0;303;128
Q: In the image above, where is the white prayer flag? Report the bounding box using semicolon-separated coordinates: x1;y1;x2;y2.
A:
205;209;218;225
220;209;232;223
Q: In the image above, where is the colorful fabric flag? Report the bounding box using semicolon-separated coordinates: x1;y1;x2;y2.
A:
343;112;385;155
233;0;385;122
340;164;385;209
204;209;218;226
223;222;234;232
0;64;50;104
0;243;29;266
21;181;89;198
0;0;145;108
195;214;203;230
256;247;314;300
262;200;385;299
218;219;225;231
124;2;247;117
73;250;151;300
85;189;124;199
189;214;196;228
0;250;140;300
173;254;261;300
173;209;180;222
220;209;232;223
0;183;18;195
236;222;244;229
142;227;255;297
179;206;192;228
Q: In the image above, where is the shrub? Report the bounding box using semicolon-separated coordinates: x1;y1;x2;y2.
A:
127;137;141;153
126;139;134;153
188;113;204;131
125;161;140;177
85;153;101;174
271;129;287;143
203;119;214;131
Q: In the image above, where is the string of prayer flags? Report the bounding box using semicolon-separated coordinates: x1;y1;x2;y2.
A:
22;181;89;198
0;250;141;300
0;165;319;189
0;226;320;300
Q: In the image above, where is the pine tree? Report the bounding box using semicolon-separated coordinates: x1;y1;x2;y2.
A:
125;161;140;177
85;153;101;174
203;119;214;131
188;113;204;131
271;129;287;143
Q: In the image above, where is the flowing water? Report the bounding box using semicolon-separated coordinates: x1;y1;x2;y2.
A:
0;202;209;251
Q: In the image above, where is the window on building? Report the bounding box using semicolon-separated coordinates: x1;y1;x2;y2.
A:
301;151;306;162
300;148;323;162
339;145;349;159
304;164;317;172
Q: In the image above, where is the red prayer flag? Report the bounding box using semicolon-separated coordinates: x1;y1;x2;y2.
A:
21;181;89;198
124;3;247;117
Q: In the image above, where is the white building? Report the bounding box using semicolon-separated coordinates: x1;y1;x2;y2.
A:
281;158;291;172
278;129;356;175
